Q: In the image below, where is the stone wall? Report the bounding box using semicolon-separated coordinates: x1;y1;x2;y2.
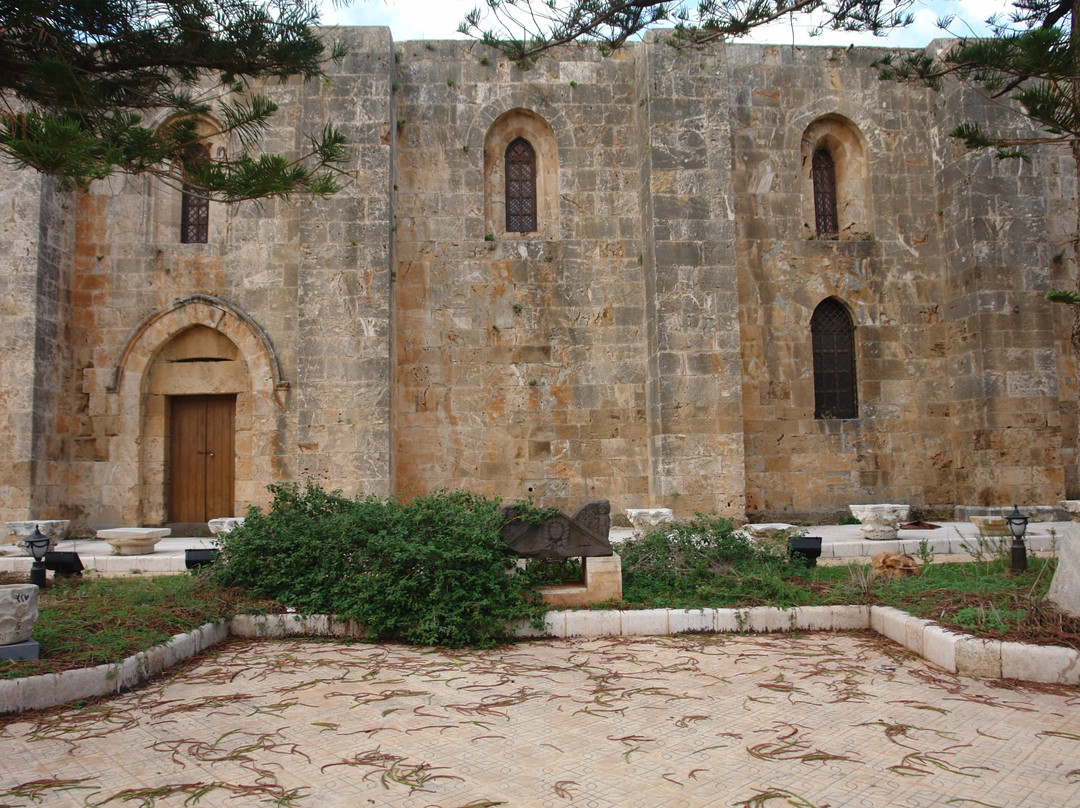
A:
391;43;657;513
934;51;1068;511
730;43;957;519
0;31;1074;528
0;169;52;522
4;28;394;526
639;39;746;517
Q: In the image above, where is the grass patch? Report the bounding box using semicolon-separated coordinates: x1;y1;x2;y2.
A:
618;514;809;607
0;574;269;680
618;517;1075;649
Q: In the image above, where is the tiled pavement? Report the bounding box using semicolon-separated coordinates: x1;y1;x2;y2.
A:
2;633;1078;807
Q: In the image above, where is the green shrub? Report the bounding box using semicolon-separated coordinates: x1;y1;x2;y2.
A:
212;482;546;647
619;514;806;606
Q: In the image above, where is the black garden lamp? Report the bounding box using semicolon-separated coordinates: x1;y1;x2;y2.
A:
23;527;51;588
1005;505;1030;573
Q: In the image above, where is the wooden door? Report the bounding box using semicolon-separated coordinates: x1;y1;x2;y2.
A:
169;395;236;522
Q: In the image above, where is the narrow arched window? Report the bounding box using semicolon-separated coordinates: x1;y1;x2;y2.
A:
181;144;210;244
812;148;838;239
811;298;857;419
505;137;537;233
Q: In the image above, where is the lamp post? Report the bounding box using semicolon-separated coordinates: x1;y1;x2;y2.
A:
1005;505;1030;573
22;527;51;588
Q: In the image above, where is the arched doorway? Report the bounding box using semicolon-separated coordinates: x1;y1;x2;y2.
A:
147;326;245;524
98;295;288;526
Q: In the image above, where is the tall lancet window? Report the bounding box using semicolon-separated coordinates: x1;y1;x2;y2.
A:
812;147;838;239
181;144;211;244
811;298;857;419
505;137;537;233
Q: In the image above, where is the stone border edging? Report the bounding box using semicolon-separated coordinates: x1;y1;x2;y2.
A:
2;605;1077;716
0;620;230;715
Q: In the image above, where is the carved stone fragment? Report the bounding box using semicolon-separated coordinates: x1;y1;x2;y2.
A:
500;501;613;558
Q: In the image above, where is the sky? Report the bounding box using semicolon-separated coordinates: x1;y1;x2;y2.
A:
320;0;1018;49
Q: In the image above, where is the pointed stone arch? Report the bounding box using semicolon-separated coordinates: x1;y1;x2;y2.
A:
810;297;858;420
94;295;288;525
484;108;559;239
799;114;870;239
149;113;230;244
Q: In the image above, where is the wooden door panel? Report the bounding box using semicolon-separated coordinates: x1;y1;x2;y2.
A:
170;396;205;522
204;395;235;520
170;395;235;523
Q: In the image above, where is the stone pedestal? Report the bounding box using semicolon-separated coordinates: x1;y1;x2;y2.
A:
849;504;910;541
1048;540;1080;618
0;584;38;645
0;638;39;661
97;527;171;555
538;554;622;608
1049;515;1080;619
4;520;70;553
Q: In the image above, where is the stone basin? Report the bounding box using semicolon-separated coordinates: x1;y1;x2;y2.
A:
848;504;910;541
625;508;674;534
745;523;796;538
1060;501;1080;522
208;517;245;536
970;515;1009;538
0;584;39;645
96;527;171;555
4;520;70;554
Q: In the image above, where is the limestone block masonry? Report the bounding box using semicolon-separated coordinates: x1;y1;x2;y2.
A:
0;30;1076;527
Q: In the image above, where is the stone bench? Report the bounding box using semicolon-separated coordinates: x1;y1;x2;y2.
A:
96;528;171;556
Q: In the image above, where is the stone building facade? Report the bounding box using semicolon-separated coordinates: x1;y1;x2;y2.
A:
0;28;1075;529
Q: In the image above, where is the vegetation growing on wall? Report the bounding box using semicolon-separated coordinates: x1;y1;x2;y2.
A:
212;482;547;647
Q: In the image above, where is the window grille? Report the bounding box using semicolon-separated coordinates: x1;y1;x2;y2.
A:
811;298;857;419
812;147;838;239
181;145;210;244
505;137;537;233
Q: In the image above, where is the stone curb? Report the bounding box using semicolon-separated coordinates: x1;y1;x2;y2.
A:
2;606;1077;716
0;620;229;715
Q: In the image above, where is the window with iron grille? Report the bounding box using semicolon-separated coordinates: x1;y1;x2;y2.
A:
812;147;838;239
505;137;537;233
811;298;857;419
181;145;210;244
